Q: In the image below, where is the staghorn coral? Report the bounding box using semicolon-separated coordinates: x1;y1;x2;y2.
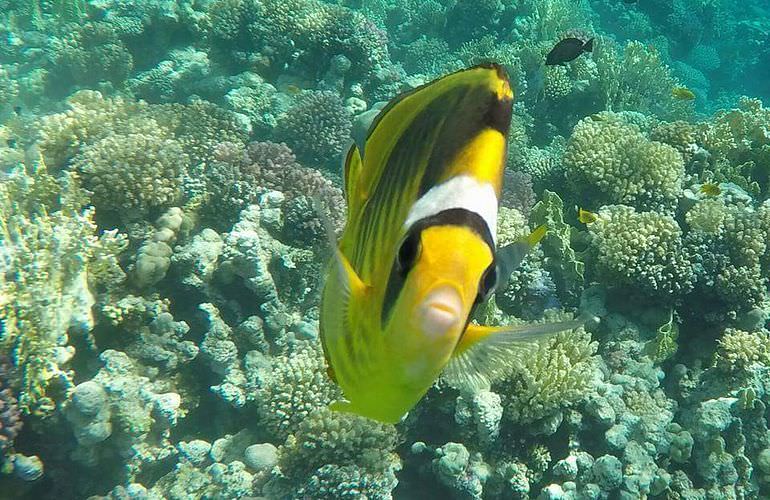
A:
0;160;126;415
564;113;685;211
274;90;352;167
588;205;694;299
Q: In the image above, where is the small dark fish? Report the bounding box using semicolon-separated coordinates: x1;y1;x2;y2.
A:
6;138;16;148
546;37;594;65
623;0;638;4
13;106;21;115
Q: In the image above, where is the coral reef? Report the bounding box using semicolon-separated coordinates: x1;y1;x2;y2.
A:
2;0;770;498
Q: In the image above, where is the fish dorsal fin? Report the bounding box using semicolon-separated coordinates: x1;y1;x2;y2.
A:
312;195;369;300
342;143;364;217
496;224;547;291
442;316;585;392
357;64;513;208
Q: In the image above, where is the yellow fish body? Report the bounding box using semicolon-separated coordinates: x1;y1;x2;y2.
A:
672;86;696;100
578;207;599;224
319;64;582;424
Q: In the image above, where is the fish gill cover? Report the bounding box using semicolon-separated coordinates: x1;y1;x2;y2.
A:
0;0;769;498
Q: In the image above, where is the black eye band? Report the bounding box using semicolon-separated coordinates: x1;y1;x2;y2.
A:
380;208;496;327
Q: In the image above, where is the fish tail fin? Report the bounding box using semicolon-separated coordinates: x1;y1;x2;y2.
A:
584;38;594;53
443;313;595;392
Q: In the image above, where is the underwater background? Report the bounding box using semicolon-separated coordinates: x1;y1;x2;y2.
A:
1;0;770;498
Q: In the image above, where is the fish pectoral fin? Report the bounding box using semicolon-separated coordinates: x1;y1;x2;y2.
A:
442;316;585;392
335;247;369;300
496;224;547;291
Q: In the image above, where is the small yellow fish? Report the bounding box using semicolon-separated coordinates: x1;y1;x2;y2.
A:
578;208;599;224
319;64;584;424
285;84;302;95
672;86;696;100
700;182;721;196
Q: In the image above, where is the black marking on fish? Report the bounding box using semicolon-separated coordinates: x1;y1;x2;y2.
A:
380;208;496;326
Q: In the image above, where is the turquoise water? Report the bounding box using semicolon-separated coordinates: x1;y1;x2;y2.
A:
1;0;770;498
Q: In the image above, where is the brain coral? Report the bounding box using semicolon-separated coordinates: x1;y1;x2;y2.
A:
588;205;695;298
564;114;685;210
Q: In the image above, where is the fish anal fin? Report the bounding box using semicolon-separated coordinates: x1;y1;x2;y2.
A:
443;317;584;392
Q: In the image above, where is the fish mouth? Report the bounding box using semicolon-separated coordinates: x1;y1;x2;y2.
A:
418;286;463;338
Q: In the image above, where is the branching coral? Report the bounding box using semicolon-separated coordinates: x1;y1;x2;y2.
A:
274;90;352;168
266;406;401;499
0;357;22;461
564;113;685;211
247;342;340;441
0;161;126;415
588;205;694;299
72;127;188;221
593;39;684;119
45;22;133;97
682;199;770;323
497;326;599;425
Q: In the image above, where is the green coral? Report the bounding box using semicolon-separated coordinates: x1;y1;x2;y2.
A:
588;205;694;298
564;113;685;211
0;160;126;415
530;190;585;301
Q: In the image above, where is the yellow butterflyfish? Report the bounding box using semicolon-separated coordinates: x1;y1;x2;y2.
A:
672;86;696;100
319;64;584;424
578;207;599;224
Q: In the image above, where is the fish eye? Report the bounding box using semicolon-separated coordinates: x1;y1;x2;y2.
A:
397;232;421;275
476;263;498;303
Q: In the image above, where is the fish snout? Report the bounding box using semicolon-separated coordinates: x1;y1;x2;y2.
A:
418;286;464;339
